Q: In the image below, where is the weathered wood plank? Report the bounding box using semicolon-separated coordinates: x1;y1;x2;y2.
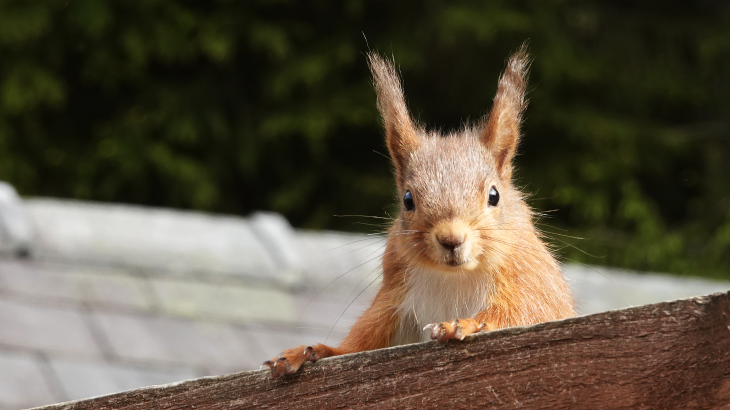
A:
33;291;730;410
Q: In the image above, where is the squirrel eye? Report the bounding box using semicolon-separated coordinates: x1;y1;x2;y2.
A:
403;190;415;211
488;186;499;206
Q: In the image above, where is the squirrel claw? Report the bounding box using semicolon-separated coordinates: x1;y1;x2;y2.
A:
265;356;290;378
303;345;316;360
261;360;274;371
424;321;450;342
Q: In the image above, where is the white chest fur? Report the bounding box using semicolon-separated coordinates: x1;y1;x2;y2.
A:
393;267;490;345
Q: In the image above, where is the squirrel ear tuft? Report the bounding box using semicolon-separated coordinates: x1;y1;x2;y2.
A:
368;53;419;179
481;44;530;180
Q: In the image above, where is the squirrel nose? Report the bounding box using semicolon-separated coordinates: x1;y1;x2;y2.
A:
438;234;464;252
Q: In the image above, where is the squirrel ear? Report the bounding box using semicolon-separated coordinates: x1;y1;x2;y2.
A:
481;45;530;180
368;53;419;178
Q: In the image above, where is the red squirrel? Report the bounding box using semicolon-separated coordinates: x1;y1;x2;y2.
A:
263;46;575;378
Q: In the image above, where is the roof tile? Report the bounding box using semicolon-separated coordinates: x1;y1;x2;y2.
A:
0;298;102;358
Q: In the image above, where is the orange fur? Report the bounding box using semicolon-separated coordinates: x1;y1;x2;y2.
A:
263;45;575;377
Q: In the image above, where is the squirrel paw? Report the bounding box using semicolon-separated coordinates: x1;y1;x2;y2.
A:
262;343;341;378
423;318;487;343
262;345;318;378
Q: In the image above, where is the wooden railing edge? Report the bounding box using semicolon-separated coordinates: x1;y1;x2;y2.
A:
31;290;730;410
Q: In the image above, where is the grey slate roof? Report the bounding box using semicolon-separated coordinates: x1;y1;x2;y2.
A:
0;182;727;409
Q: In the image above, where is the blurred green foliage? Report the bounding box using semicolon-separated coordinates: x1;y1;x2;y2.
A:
0;0;729;278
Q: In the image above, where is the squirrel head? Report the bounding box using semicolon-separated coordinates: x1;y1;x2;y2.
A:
369;47;532;274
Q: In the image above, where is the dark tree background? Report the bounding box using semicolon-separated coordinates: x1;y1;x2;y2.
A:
1;0;729;278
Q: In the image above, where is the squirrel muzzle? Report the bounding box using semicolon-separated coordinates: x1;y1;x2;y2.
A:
429;219;477;270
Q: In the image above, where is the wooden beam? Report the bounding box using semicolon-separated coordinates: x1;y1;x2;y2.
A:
35;291;730;409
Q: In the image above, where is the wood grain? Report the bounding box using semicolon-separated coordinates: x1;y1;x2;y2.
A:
33;291;730;410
